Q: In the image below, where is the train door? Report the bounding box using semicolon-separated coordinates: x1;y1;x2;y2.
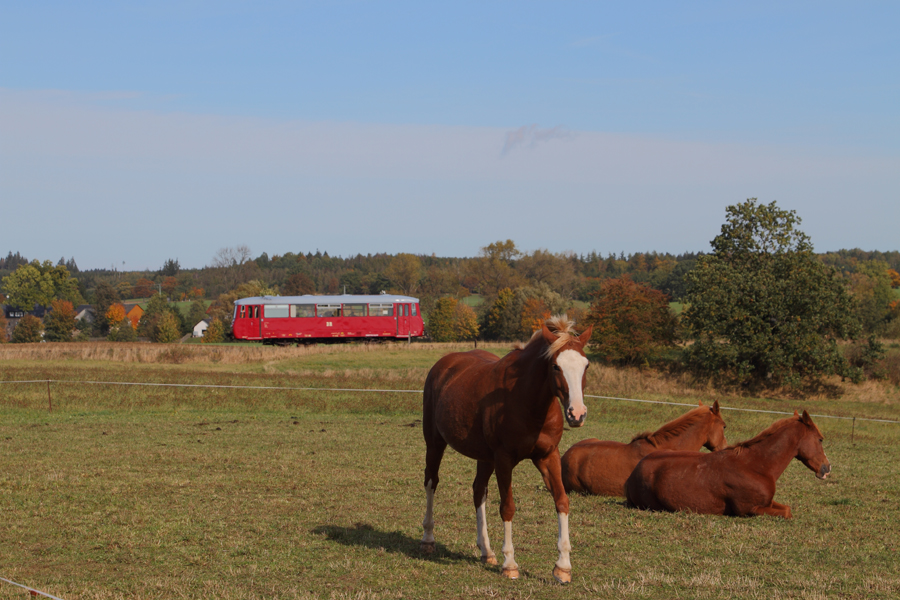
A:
246;305;261;339
397;303;411;337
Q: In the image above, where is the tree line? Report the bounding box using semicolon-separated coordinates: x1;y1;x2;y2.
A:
2;200;899;389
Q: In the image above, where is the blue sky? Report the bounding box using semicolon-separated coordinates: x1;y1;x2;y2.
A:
2;1;898;270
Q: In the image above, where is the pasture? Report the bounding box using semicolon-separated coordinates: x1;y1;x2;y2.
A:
1;342;898;599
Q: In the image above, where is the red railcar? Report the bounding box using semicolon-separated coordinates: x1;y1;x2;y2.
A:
232;294;424;344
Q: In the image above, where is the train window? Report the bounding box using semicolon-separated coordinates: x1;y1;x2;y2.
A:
239;306;246;318
343;304;366;317
412;304;418;317
369;303;393;316
291;305;315;318
252;306;259;318
317;304;341;317
264;304;290;318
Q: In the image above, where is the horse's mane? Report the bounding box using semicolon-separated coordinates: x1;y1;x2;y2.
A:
727;414;801;455
631;405;710;446
515;314;580;359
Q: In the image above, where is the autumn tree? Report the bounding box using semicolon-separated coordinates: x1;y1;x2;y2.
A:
0;309;8;343
133;278;156;298
161;276;178;297
11;314;43;343
202;318;225;343
43;299;77;342
584;275;677;365
465;240;524;297
481;288;520;340
683;199;859;387
384;253;424;295
282;272;316;296
211;245;253;290
207;280;278;329
427;297;479;342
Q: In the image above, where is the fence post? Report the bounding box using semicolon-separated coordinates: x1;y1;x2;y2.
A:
851;417;856;445
47;379;52;413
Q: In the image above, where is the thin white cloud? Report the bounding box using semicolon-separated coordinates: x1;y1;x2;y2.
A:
1;88;897;268
501;125;574;155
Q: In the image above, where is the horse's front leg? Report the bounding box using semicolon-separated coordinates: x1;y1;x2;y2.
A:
494;457;519;579
751;501;792;519
533;450;573;584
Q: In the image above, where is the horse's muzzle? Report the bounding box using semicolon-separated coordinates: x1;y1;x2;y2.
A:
565;408;586;428
817;463;831;480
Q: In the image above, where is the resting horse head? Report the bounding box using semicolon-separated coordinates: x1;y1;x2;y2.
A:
539;316;593;428
796;410;831;480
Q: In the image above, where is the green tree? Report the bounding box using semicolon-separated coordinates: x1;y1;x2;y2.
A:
202;318;225;343
92;281;121;337
584;275;677;365
155;311;182;343
481;288;521;340
107;318;137;342
2;260;83;309
186;300;209;331
11;314;43;343
683;199;859;387
849;261;894;334
43;299;77;342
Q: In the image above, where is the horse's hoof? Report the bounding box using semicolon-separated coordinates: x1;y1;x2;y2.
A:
482;554;498;566
420;541;435;554
501;567;519;579
552;566;572;584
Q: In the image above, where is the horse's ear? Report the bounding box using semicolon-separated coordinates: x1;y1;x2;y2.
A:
698;400;704;406
578;325;593;346
793;410;800;417
541;323;558;346
712;400;720;415
801;410;813;425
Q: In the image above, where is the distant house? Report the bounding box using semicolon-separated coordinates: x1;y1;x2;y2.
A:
122;304;144;329
74;305;95;323
193;319;210;338
3;305;25;320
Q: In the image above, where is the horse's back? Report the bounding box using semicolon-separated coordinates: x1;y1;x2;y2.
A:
626;450;730;514
561;438;638;496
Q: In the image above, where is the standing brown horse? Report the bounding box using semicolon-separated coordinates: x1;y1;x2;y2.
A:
625;410;830;518
420;315;592;583
561;401;727;497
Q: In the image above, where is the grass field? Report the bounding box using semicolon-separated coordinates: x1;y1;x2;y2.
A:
1;342;898;599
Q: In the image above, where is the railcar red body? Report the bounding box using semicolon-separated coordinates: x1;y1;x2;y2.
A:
232;294;424;343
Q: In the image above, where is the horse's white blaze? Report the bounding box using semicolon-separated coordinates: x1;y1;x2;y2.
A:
556;512;572;571
558;349;588;421
502;521;517;571
476;497;495;562
422;479;435;545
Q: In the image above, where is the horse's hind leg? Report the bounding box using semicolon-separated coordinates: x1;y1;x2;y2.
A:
473;460;497;565
420;435;446;554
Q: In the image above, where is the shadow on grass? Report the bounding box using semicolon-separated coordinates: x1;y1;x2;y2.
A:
312;522;474;564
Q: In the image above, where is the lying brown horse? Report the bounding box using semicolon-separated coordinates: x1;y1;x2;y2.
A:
420;315;592;583
625;410;830;518
561;401;727;497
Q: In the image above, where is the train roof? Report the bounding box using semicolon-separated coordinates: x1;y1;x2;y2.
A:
234;294;420;305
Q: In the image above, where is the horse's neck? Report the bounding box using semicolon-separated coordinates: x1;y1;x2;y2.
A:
651;417;708;451
740;423;804;480
507;348;555;415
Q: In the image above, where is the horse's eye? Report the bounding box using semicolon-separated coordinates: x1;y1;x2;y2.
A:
553;365;561;372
